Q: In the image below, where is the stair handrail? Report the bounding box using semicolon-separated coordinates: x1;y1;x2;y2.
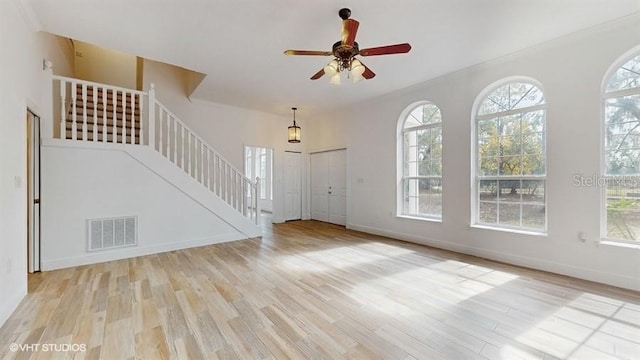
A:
52;75;147;96
151;100;253;186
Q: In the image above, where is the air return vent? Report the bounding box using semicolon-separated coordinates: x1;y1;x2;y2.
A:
88;216;137;251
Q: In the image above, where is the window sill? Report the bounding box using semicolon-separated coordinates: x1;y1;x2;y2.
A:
470;224;548;237
599;240;640;250
396;214;442;223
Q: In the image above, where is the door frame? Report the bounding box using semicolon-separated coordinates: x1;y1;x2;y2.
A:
27;109;41;273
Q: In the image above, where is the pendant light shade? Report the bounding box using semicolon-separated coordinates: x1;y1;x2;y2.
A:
288;107;301;143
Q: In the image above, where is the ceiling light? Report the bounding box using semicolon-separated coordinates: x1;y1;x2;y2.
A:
288;107;301;143
351;59;365;82
324;60;339;76
329;73;341;85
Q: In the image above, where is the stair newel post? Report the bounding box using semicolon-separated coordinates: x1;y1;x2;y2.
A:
255;177;261;225
147;83;156;148
59;78;66;139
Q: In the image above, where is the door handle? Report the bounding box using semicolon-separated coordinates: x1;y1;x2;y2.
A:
34;199;40;204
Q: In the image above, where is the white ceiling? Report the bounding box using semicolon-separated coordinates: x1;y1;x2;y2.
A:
27;0;640;116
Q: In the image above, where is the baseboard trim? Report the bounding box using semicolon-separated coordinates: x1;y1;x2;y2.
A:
347;222;639;291
42;233;247;271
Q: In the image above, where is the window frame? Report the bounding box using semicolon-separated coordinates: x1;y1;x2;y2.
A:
471;77;548;233
600;46;640;245
397;101;443;221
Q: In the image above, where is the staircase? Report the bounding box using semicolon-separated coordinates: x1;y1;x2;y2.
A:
64;86;142;143
52;75;261;227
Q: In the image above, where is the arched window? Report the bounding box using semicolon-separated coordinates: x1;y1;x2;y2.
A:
473;80;546;231
603;51;640;242
399;102;442;219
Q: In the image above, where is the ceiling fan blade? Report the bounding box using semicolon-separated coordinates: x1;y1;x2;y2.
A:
284;50;332;56
310;68;325;80
341;19;360;46
362;65;376;79
359;43;412;56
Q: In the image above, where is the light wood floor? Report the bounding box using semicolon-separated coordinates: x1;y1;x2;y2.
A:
1;220;639;359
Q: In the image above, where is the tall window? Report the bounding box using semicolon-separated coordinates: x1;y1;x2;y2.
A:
245;146;273;201
474;81;546;231
603;52;640;242
400;102;443;219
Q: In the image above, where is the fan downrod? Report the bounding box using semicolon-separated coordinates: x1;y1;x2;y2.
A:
338;8;351;20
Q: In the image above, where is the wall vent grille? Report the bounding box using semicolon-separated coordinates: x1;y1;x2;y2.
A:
88;216;137;251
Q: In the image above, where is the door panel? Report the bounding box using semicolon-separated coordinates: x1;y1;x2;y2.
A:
328;150;346;226
283;151;301;221
311;150;346;226
311;152;329;222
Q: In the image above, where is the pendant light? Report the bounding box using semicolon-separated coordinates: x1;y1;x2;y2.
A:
288;107;301;143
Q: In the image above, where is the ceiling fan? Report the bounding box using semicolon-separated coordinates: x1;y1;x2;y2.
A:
284;8;411;84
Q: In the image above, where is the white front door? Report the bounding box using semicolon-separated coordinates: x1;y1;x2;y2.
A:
311;152;329;222
328;150;346;226
311;149;346;226
283;151;301;221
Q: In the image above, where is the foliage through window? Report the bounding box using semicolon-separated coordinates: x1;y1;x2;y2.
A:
474;81;546;231
603;53;640;242
401;103;442;219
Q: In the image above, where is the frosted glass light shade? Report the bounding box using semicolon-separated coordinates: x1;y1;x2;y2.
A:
288;123;301;143
351;59;365;82
324;60;339;76
330;73;341;85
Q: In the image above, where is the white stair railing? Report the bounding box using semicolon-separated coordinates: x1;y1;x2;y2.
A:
52;76;260;225
54;76;145;144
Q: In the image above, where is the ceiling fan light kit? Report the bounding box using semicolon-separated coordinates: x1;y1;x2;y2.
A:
284;8;411;84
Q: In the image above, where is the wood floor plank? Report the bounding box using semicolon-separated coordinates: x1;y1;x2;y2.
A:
0;219;637;359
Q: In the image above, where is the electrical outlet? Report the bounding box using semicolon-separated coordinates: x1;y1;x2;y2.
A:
14;176;22;188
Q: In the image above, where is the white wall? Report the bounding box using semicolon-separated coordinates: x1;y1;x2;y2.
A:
40;143;248;270
0;0;75;327
142;60;309;222
308;16;640;290
74;40;137;89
